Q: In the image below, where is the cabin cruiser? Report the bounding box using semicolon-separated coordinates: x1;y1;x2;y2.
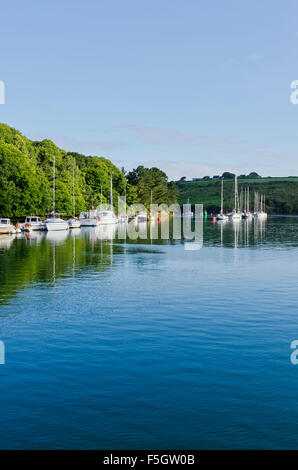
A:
79;210;100;227
45;212;69;231
98;210;118;225
0;218;15;234
22;216;46;231
67;217;81;229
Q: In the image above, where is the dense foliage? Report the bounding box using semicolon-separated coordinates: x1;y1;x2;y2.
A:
126;165;179;208
0;124;178;218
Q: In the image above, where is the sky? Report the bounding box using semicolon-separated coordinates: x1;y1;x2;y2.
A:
1;0;298;180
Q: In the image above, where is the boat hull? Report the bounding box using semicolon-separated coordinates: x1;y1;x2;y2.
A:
0;225;15;234
80;219;100;227
45;221;69;231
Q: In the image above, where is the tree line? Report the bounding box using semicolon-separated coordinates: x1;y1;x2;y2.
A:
0;123;178;218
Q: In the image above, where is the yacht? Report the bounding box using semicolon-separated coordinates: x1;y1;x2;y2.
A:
253;192;267;219
45;154;69;232
45;212;69;231
98;209;118;225
22;216;46;231
67;167;81;229
68;217;81;229
97;172;118;225
228;175;242;220
216;178;228;221
80;209;100;226
0;218;15;234
148;189;155;221
242;187;253;219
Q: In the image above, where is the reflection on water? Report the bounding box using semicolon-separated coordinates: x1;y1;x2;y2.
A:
1;216;298;449
0;217;297;306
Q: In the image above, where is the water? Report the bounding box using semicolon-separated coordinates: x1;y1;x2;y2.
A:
0;216;298;449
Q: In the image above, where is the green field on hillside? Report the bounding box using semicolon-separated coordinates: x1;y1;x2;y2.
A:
177;177;298;214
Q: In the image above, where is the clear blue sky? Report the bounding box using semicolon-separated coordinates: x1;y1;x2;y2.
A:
1;0;298;179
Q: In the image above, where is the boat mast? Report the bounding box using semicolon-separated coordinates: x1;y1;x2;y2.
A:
234;174;239;212
221;178;223;214
53;154;55;213
73;166;75;218
110;172;113;208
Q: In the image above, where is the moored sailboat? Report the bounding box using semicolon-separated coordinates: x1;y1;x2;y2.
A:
68;167;81;228
216;178;228;221
228;175;242;220
45;154;69;232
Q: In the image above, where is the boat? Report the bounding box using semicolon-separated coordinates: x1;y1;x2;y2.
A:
45;212;69;231
136;211;148;222
253;192;267;219
0;218;16;234
216;178;228;221
242;187;253;219
45;154;69;232
228;175;242;220
79;209;100;226
98;210;118;224
21;216;46;231
183;198;193;217
148;189;155;221
98;172;118;225
67;167;81;229
118;214;128;223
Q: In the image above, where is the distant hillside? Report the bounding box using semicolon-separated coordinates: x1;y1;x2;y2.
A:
177;177;298;214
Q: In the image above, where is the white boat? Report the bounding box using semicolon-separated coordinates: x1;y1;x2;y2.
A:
98;210;118;224
136;211;148;222
67;217;81;228
228;175;242;220
0;218;15;234
45;212;69;231
118;214;128;223
242;187;253;219
228;210;242;220
98;172;118;225
67;167;81;229
45;154;69;232
22;216;46;231
183;198;193;217
80;209;100;226
253;192;267;219
216;178;228;221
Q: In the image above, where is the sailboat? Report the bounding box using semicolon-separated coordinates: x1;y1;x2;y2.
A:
253;192;267;219
216;178;228;220
45;155;69;232
183;198;194;217
148;189;155;221
118;185;128;223
98;172;118;224
68;167;81;228
242;187;253;219
228;175;242;220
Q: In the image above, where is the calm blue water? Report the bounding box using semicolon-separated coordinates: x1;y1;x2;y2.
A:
1;217;298;449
